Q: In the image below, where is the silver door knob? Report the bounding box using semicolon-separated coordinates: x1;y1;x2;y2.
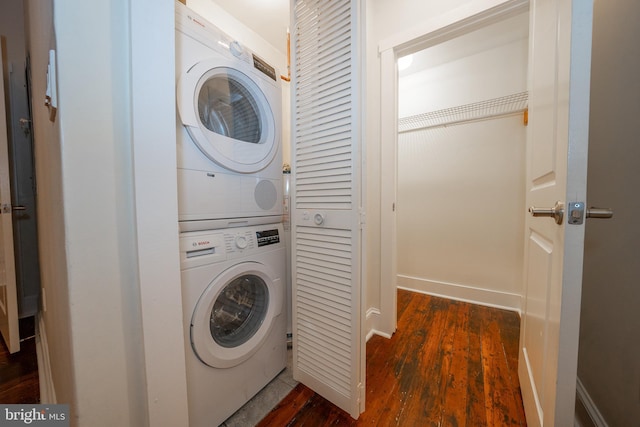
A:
529;201;613;225
529;201;564;224
566;202;613;224
585;207;613;219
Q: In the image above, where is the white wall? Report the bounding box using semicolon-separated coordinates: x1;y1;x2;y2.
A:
26;0;189;425
395;14;527;310
577;0;640;425
397;118;525;308
24;0;76;408
130;0;190;425
398;13;528;116
55;2;138;422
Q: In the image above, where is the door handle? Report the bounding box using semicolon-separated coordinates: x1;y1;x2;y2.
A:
529;201;613;225
529;201;564;224
1;204;26;214
585;207;613;219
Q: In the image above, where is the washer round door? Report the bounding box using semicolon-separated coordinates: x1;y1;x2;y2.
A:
177;59;279;174
191;262;282;368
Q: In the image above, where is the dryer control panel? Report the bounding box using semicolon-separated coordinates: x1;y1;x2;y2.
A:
252;54;277;81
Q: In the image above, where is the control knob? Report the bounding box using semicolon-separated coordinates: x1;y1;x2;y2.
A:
229;40;244;57
234;235;248;250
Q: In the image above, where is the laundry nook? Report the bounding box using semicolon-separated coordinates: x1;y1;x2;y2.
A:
0;1;637;426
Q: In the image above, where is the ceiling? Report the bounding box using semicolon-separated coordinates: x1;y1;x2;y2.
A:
399;12;529;78
212;0;290;55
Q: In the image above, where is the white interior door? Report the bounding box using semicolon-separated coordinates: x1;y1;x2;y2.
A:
0;49;21;354
290;0;365;419
519;1;594;426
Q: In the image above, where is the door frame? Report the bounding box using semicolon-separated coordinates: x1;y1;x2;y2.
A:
377;0;529;337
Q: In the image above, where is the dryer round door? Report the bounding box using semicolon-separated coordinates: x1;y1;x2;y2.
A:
191;261;282;368
177;59;279;174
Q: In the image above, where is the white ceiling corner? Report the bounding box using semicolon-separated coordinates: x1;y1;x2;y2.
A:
212;0;290;55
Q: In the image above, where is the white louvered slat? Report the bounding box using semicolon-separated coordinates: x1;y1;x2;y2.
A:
297;53;351;85
299;109;351;128
296;174;351;186
296;115;350;136
297;152;351;167
296;81;351;110
297;72;351;98
292;0;364;418
297;140;351;156
297;53;351;86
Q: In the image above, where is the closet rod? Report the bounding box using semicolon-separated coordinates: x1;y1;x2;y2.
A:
400;109;527;133
398;91;528;134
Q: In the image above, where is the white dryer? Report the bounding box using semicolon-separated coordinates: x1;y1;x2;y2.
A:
180;224;287;427
175;2;283;232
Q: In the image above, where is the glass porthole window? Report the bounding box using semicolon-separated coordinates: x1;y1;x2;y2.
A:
198;73;262;144
210;274;269;348
178;61;279;173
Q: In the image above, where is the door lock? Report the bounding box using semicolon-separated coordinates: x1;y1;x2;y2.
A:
1;204;27;214
529;201;613;225
567;202;613;225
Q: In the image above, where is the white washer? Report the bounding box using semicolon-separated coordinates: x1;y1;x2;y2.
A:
180;224;287;427
175;2;283;232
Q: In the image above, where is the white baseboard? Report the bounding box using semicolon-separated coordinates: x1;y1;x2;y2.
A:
365;307;392;341
397;275;521;313
35;313;57;403
575;377;608;427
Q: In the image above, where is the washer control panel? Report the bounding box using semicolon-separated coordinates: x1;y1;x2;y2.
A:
234;235;248;249
256;228;280;247
226;230;255;253
180;232;226;269
180;223;284;269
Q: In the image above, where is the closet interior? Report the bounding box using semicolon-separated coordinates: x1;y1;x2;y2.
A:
396;12;530;307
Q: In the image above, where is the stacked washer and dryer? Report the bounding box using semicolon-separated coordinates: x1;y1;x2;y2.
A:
175;2;287;426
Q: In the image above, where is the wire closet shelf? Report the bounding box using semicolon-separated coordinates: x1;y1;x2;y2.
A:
398;91;528;133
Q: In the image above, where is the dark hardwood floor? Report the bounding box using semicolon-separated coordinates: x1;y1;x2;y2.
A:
258;289;526;426
0;316;40;404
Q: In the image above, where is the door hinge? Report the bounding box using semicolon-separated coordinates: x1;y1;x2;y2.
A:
359;209;366;229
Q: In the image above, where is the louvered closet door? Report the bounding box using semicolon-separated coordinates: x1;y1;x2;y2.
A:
291;0;364;419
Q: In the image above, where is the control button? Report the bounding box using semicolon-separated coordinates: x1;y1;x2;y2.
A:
235;235;248;249
229;41;243;57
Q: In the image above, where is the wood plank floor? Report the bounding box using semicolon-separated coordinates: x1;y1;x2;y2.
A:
0;317;40;404
258;289;526;426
